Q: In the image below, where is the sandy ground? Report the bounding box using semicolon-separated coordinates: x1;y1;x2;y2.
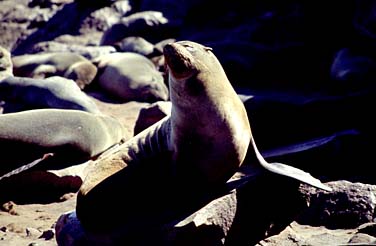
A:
0;194;76;246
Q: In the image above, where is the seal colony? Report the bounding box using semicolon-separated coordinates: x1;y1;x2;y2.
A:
76;40;331;233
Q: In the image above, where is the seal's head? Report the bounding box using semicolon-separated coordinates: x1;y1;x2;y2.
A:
163;41;214;81
163;40;227;106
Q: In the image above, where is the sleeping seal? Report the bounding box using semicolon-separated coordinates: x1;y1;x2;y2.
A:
0;108;125;178
11;52;97;89
0;76;100;113
76;40;330;234
95;52;169;102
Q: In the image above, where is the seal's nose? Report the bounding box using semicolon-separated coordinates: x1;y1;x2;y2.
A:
163;42;176;55
163;42;179;67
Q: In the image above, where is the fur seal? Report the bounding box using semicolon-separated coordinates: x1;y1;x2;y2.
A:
0;108;125;178
114;36;156;57
0;76;100;113
76;40;330;233
95;52;169;102
11;52;97;89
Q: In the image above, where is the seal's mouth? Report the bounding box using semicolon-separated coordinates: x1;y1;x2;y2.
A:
163;43;196;79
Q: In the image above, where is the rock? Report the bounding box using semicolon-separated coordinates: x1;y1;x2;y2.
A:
348;233;376;244
357;222;376;236
78;1;131;33
29;41;116;61
258;221;355;246
28;0;73;8
39;229;54;240
11;1;127;55
59;193;76;202
330;47;376;88
138;0;199;27
26;227;42;238
243;92;373;150
0;46;13;80
298;181;376;229
1;201;18;215
5;223;24;234
100;11;171;45
55;172;307;245
75;0;122;7
242;91;376;183
0;1;56;50
55;211;89;245
133;101;171;135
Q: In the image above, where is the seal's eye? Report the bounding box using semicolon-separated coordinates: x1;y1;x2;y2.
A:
182;44;195;52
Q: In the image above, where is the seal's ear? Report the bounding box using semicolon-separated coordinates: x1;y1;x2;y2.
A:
204;46;213;52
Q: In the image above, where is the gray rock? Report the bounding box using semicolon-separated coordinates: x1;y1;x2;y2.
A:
133;101;171;135
29;41;116;60
55;172;306;245
39;229;54;240
258;221;355;246
55;211;89;245
331;48;376;86
0;46;13;80
100;11;170;45
298;181;376;229
357;222;376;236
348;233;376;244
11;1;127;55
26;227;42;238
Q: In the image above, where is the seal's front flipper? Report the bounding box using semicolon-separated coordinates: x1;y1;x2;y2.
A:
249;135;332;191
0;153;54;181
32;64;57;78
262;161;332;191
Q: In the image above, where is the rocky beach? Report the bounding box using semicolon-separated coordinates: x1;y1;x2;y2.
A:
1;0;376;245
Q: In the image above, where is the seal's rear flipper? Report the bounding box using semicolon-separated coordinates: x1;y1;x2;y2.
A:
262;161;332;191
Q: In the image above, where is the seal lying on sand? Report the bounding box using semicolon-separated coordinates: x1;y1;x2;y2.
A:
76;40;330;233
0;76;100;113
95;52;169;102
11;52;97;89
0;109;125;178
